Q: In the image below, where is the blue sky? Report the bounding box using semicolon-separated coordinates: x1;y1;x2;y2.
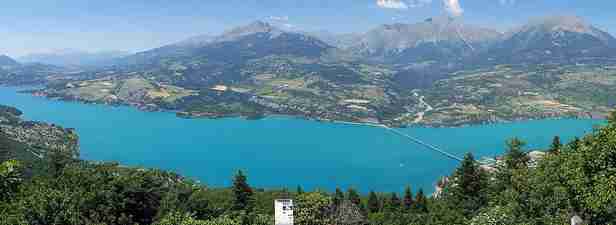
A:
1;0;615;57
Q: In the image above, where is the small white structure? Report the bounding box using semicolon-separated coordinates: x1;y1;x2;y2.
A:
275;199;294;225
571;215;584;225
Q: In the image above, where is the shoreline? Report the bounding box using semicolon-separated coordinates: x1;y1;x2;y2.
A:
3;85;607;129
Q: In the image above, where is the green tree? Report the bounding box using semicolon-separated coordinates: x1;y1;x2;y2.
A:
46;150;73;178
296;185;304;195
332;200;364;225
403;185;414;211
295;192;332;225
492;138;530;198
560;118;616;223
385;192;401;212
333;187;344;209
468;206;517;225
414;188;428;213
549;136;562;154
568;137;581;151
449;153;488;217
232;170;253;211
0;159;23;201
504;138;529;170
347;187;361;207
367;191;380;213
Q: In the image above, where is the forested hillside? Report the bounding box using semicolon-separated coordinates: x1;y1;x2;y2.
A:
1;108;616;225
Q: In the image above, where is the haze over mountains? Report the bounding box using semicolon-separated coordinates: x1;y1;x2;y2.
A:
8;15;616;71
0;55;20;68
18;49;130;67
2;14;616;127
2;14;615;90
109;15;615;73
484;15;616;63
339;17;503;63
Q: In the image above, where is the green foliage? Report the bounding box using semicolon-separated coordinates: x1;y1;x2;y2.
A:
6;107;616;225
504;138;529;170
447;153;488;218
414;189;428;213
347;187;362;208
333;187;344;209
6;162;197;225
295;192;332;225
0;159;23;201
367;191;380;213
296;185;304;195
155;212;242;225
403;185;414;211
549;136;562;154
568;137;581;151
384;192;401;212
468;206;519;225
232;170;254;211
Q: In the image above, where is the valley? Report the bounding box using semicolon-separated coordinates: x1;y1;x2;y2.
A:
2;16;616;127
4;2;616;224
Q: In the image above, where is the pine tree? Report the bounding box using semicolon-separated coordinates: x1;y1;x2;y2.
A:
367;191;380;213
347;188;361;205
296;185;304;195
47;150;73;178
451;153;487;216
347;187;363;211
505;138;529;170
568;137;581;151
232;170;253;211
388;192;401;211
549;136;562;154
403;185;414;211
333;187;344;208
414;189;428;213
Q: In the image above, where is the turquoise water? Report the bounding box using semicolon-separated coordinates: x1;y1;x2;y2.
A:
0;86;604;193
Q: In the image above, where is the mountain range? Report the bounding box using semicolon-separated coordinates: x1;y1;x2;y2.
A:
7;15;615;73
0;55;20;68
482;15;616;64
18;49;130;67
338;17;503;64
109;15;616;81
3;15;616;127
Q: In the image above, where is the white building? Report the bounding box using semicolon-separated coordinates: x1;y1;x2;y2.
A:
275;199;294;225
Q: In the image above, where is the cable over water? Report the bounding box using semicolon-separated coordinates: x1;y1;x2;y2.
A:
334;121;463;162
383;127;463;162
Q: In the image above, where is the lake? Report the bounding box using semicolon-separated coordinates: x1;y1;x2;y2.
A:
0;86;604;193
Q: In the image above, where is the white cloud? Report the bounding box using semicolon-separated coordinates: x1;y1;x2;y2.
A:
267;16;289;22
443;0;464;17
265;16;299;31
377;0;433;9
377;0;409;10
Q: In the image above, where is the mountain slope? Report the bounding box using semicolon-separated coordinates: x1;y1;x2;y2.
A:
126;21;332;65
18;49;130;67
0;55;20;68
119;21;335;88
346;17;502;63
482;15;616;64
